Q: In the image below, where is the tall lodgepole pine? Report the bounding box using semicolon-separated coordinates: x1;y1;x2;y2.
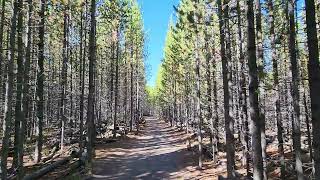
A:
18;0;33;177
204;25;214;162
59;2;69;152
87;0;97;169
304;0;320;178
0;0;18;179
35;0;46;163
268;0;285;178
79;1;86;151
255;0;267;178
113;29;120;138
217;0;235;177
0;0;5;107
194;0;202;168
135;36;140;131
287;0;303;178
247;0;263;179
13;0;25;169
130;41;134;131
236;0;249;176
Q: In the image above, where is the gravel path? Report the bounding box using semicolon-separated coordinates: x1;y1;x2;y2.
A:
92;117;217;179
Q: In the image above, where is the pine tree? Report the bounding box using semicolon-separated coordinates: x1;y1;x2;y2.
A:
305;0;320;178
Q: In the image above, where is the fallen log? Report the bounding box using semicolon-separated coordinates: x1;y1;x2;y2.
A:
42;142;60;163
23;150;81;180
23;157;71;180
55;160;83;179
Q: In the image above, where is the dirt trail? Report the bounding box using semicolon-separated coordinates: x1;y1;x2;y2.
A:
92;117;221;179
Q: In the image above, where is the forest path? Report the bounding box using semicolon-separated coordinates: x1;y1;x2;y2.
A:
92;117;218;179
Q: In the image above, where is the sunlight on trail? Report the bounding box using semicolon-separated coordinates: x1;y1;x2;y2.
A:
92;117;221;179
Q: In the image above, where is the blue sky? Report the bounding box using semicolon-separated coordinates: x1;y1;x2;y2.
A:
137;0;180;87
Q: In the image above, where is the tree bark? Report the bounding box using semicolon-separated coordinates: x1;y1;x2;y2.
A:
287;1;303;178
0;0;18;178
194;4;202;168
113;30;120;138
268;0;285;178
218;0;235;177
87;0;96;169
236;0;250;176
255;0;267;178
247;0;263;179
79;1;86;152
130;41;134;131
13;0;25;169
304;0;320;178
17;0;33;177
0;0;6;110
35;0;46;163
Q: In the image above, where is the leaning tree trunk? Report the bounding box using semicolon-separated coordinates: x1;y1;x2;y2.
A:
304;0;320;178
247;0;263;179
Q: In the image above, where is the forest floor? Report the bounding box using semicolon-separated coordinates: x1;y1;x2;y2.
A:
92;117;234;180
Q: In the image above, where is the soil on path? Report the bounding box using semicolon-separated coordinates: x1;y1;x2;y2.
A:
92;117;223;179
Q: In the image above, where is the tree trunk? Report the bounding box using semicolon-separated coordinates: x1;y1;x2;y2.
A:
205;25;214;162
113;30;120;138
17;0;33;177
13;0;25;169
247;0;263;179
236;0;250;176
35;0;46;163
0;0;5;110
130;42;134;131
110;39;115;129
255;0;267;178
0;0;18;178
79;1;86;152
268;0;285;178
194;6;202;168
87;0;96;169
287;1;303;178
304;0;320;178
217;0;235;177
135;40;139;132
59;4;69;152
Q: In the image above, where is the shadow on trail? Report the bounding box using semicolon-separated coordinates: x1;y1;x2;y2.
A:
92;117;199;179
